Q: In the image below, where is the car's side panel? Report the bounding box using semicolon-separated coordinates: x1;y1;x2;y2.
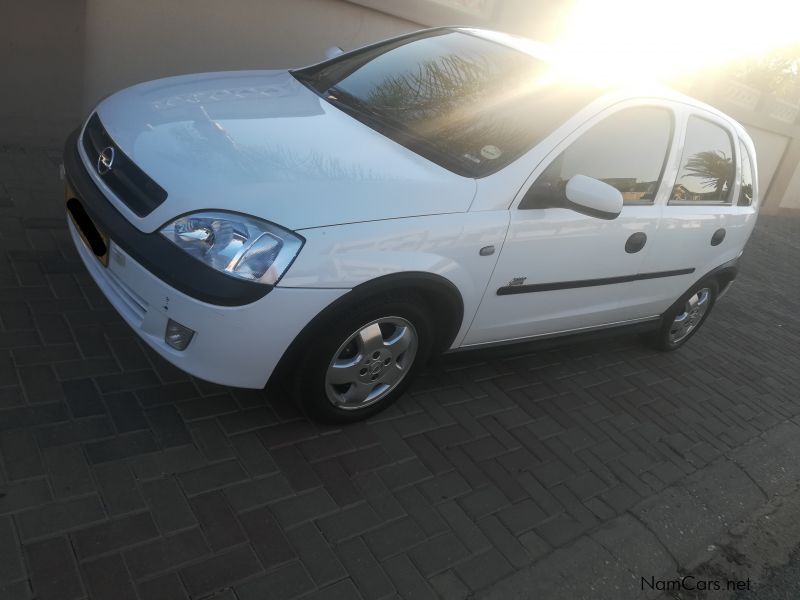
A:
462;205;663;345
463;99;680;346
278;211;510;347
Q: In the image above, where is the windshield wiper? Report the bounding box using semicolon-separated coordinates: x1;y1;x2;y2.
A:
325;87;387;121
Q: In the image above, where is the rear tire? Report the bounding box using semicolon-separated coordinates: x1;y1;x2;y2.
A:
644;279;718;351
291;290;435;422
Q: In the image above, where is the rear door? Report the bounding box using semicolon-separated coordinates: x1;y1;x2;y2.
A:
635;109;742;316
463;102;676;346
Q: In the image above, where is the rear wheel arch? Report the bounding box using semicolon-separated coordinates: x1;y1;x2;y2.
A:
268;272;464;386
666;259;738;316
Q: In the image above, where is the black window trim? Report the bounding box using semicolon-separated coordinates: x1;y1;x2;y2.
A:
517;103;676;211
667;113;737;207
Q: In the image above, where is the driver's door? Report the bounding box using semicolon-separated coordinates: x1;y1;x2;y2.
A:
463;103;677;346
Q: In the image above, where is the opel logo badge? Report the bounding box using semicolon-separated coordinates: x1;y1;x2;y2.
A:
97;146;115;175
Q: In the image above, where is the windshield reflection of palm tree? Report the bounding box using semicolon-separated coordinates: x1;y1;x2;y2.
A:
364;54;553;165
682;150;733;197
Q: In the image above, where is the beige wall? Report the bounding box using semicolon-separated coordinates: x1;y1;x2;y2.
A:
82;0;421;111
347;0;572;40
779;158;800;209
743;126;790;200
0;0;86;145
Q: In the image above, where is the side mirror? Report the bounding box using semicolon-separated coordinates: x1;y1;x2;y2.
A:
565;174;623;220
324;46;344;60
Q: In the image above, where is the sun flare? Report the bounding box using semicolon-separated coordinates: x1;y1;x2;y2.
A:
550;0;800;87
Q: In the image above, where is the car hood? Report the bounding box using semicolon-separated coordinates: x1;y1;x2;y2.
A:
90;70;476;232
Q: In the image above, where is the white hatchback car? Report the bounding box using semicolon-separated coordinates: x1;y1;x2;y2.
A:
64;27;758;421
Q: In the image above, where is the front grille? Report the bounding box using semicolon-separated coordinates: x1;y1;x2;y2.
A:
81;113;167;217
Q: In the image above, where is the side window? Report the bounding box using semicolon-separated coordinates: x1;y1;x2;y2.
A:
520;107;672;210
670;116;734;204
738;141;754;206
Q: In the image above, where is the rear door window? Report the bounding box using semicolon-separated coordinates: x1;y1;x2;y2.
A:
670;116;735;204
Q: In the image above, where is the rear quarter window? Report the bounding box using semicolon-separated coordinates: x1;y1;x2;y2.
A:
738;141;755;206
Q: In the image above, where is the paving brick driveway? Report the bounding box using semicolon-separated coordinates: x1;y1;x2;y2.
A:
1;145;799;600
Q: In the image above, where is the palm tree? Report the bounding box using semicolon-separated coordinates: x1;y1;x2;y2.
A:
682;150;733;196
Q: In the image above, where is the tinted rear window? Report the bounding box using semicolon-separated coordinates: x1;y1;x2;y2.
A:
293;30;603;177
670;116;735;204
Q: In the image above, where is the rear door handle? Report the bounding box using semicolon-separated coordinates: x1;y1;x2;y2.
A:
625;232;647;253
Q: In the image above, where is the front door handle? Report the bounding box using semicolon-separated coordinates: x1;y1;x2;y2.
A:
625;232;647;253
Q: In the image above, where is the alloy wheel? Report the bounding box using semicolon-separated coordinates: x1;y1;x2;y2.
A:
669;288;711;345
324;316;418;410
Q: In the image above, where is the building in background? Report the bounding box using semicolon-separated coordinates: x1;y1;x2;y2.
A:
2;0;799;212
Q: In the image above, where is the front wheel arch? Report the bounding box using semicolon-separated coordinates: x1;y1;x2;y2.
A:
268;272;464;387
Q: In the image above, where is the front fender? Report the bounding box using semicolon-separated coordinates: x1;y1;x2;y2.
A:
278;211;509;346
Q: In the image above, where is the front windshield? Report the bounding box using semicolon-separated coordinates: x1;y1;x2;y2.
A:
293;29;603;178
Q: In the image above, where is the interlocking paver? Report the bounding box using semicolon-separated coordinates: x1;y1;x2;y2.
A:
409;531;471;577
25;536;83;600
235;560;316;600
71;511;159;558
42;445;93;498
189;490;247;550
1;430;44;480
124;527;210;578
136;572;188;600
180;544;262;598
239;505;296;568
286;522;347;586
363;516;427;560
15;494;105;541
0;145;798;598
0;516;24;585
177;459;248;495
140;476;196;533
81;553;137;600
337;536;395;600
224;473;293;512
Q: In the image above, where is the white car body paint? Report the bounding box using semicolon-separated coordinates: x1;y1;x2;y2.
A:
65;28;759;391
67;217;345;388
281;211;510;347
88;70;476;233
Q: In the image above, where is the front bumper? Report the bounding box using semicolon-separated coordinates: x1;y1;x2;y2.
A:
64;131;346;388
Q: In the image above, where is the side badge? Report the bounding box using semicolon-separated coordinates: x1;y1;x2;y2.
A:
508;277;527;287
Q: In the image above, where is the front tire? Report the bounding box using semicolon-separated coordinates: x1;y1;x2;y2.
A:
291;291;435;422
644;279;718;351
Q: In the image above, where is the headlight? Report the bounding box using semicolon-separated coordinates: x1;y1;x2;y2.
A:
160;211;303;285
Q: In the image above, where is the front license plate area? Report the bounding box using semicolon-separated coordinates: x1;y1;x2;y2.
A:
65;183;109;266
